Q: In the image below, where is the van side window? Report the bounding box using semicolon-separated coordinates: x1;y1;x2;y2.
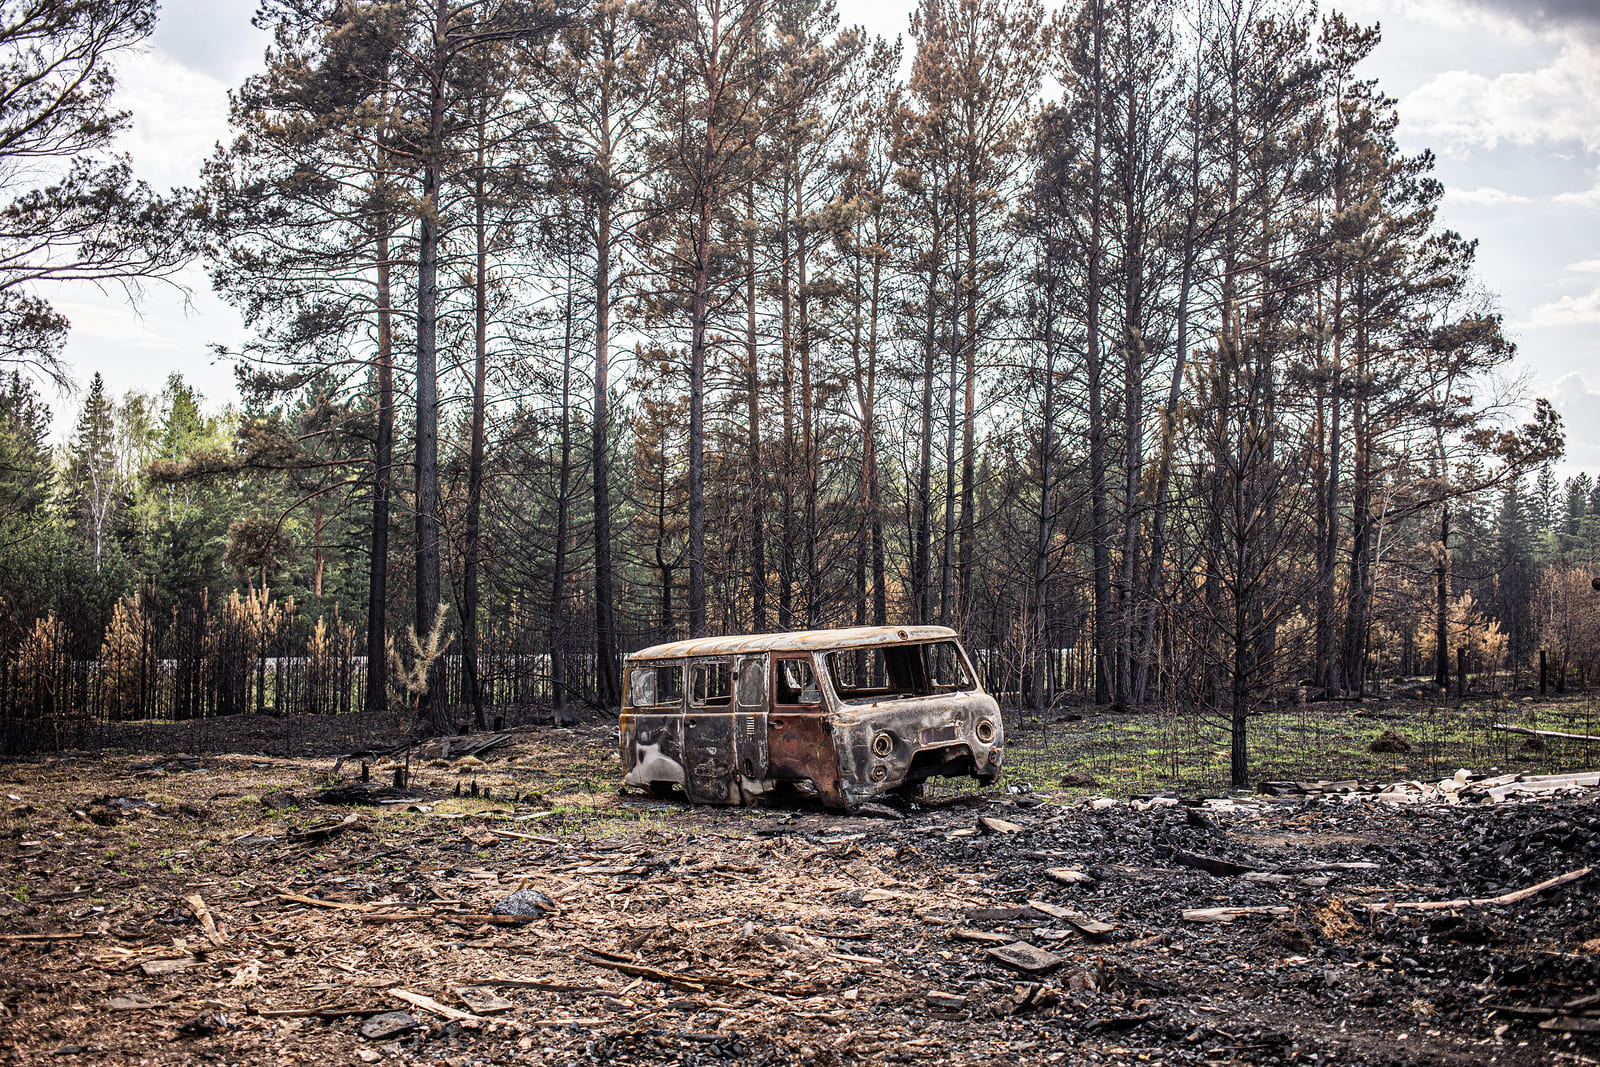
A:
776;657;819;705
736;659;765;706
629;664;683;708
690;660;733;706
829;648;890;698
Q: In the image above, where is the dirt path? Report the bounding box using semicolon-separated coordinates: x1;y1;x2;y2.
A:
0;725;1595;1065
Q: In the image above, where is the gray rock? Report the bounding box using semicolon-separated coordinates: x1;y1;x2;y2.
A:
491;889;556;917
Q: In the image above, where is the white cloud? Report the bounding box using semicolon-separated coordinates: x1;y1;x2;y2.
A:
1530;285;1600;327
1550;373;1600;475
1571;258;1600;272
1555;182;1600;209
1402;42;1600;153
1446;186;1531;206
112;48;235;191
1338;0;1541;41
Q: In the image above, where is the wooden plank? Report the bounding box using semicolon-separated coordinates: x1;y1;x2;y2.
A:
1182;906;1290;923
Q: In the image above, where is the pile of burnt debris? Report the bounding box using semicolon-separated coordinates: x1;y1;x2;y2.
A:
1255;769;1600;804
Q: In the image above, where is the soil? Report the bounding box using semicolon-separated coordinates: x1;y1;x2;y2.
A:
0;723;1595;1066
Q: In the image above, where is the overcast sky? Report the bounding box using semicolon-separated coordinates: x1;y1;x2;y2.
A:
47;0;1600;480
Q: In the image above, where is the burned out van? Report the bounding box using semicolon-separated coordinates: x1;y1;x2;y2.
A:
619;626;1003;809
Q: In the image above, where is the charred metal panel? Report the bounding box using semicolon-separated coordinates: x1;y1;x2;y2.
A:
734;654;769;783
620;712;685;789
630;625;963;662
768;711;843;807
682;710;738;803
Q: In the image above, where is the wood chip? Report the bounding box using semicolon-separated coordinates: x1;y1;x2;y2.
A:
1063;913;1115;938
1024;899;1113;937
985;942;1063;972
978;816;1025;834
140;957;200;976
109;994;170;1011
1027;899;1073;919
184;893;226;946
950;928;1013;944
388;988;483;1021
1045;868;1092;885
454;986;514;1014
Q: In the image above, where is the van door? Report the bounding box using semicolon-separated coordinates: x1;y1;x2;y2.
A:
682;657;737;803
734;654;768;784
766;653;844;805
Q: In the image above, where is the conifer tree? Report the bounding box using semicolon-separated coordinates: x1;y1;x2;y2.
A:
66;372;118;571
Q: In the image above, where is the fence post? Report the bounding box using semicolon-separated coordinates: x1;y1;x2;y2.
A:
1457;647;1467;699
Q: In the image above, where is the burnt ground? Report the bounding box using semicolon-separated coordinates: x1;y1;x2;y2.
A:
0;724;1596;1066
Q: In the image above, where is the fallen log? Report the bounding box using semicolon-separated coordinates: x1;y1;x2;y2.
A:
1363;865;1593;913
1489;724;1600;744
286;813;366;845
1169;850;1257;877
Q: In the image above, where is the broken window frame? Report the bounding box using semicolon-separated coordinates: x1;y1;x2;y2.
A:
823;640;976;705
773;654;821;707
688;657;734;708
627;661;684;709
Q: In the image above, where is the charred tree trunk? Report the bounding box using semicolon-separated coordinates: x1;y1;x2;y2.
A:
462;129;489;730
744;184;767;631
365;226;394;716
414;0;449;734
1086;0;1110;705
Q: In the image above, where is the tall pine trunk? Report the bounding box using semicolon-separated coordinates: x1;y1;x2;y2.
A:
550;273;575;721
1086;0;1110;705
744;184;767;630
462;128;489;730
365;227;394;716
414;0;449;734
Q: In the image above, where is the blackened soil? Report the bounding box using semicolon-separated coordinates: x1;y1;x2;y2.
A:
0;733;1595;1066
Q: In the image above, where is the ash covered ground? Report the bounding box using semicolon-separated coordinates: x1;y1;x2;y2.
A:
0;725;1595;1066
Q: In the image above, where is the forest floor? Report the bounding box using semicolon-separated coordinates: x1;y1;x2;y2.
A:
0;722;1597;1066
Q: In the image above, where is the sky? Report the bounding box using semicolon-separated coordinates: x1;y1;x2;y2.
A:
44;0;1600;480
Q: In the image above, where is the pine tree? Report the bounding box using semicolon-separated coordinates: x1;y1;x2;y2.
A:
66;372;118;571
0;0;191;385
1534;463;1559;535
0;371;51;533
1563;474;1591;537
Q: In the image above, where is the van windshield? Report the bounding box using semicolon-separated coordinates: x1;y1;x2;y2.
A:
825;641;975;704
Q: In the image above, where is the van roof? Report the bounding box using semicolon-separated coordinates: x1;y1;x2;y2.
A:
626;625;962;661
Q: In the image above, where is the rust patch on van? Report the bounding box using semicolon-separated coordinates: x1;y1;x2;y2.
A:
767;713;844;806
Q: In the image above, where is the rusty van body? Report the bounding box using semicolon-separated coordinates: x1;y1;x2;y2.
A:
618;626;1003;809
